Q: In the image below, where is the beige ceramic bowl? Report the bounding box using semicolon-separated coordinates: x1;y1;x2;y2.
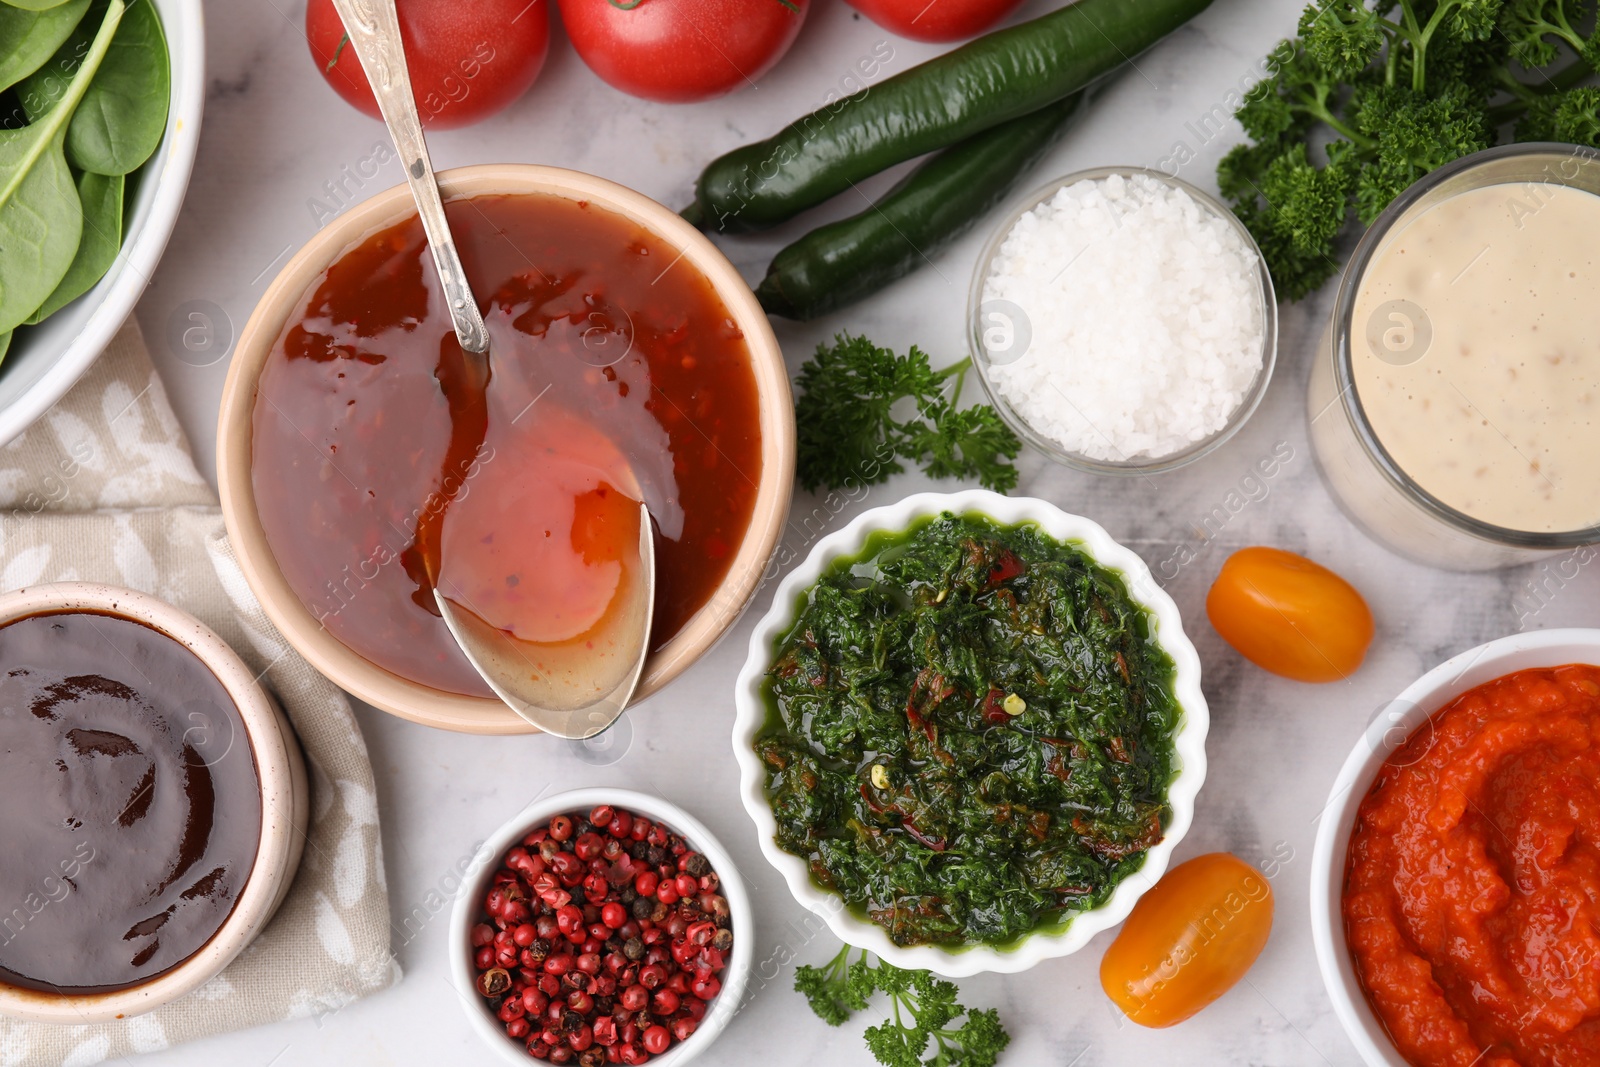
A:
0;583;308;1023
217;165;794;734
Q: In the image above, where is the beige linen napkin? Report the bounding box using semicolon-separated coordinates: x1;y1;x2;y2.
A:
0;323;397;1065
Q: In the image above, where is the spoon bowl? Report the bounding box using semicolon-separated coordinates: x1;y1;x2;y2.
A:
435;500;655;739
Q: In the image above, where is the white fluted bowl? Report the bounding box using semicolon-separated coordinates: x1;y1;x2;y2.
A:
731;489;1208;977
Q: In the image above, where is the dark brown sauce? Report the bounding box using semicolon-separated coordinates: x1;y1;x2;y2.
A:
0;612;261;995
252;193;764;695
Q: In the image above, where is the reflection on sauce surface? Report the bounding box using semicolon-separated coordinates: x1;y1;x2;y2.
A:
1353;182;1600;533
0;612;260;994
441;408;642;645
252;194;763;696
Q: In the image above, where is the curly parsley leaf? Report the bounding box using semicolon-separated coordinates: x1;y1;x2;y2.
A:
864;1019;933;1067
1351;83;1493;223
794;944;874;1026
1500;0;1598;68
1517;85;1600;143
1221;0;1600;301
1299;2;1389;82
794;334;1020;495
794;948;1011;1067
940;1009;1011;1067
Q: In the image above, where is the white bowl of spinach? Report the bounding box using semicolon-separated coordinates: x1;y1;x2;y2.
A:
732;490;1208;977
0;0;200;444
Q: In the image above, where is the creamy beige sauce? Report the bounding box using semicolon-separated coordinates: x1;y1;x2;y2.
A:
1352;182;1600;533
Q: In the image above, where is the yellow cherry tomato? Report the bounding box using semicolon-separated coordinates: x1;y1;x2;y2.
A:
1099;853;1274;1028
1205;546;1374;683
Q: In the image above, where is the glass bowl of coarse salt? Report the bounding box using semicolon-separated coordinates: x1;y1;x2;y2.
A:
968;167;1277;475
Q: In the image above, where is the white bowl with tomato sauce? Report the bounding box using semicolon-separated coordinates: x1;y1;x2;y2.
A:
216;164;794;734
730;489;1209;978
1311;628;1600;1067
448;788;753;1066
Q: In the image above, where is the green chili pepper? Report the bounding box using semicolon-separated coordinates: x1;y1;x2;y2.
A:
683;0;1213;234
755;91;1090;320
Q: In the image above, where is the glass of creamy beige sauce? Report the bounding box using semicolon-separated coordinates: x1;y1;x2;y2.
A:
1308;143;1600;570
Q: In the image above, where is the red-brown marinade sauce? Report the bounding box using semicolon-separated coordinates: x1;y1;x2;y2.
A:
0;612;261;994
251;193;763;695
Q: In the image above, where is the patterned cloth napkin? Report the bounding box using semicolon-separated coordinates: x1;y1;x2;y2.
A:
0;323;398;1066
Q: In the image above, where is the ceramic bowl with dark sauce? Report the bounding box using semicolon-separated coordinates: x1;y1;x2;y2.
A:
0;583;308;1023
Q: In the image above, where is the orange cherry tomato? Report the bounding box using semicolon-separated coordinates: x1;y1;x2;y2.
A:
1205;546;1373;683
1099;853;1274;1028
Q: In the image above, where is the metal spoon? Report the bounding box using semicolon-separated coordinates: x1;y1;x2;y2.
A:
329;0;656;738
328;0;488;366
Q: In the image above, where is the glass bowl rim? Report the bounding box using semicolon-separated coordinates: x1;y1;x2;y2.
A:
965;164;1279;477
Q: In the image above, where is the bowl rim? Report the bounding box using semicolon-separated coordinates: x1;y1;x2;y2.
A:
1309;627;1600;1067
0;0;205;449
966;165;1278;476
0;581;307;1024
216;163;794;735
730;489;1209;977
447;786;754;1067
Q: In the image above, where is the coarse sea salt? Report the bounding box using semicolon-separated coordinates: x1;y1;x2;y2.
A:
979;172;1265;462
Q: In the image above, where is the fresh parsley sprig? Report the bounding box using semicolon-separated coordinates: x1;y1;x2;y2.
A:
795;942;876;1024
795;946;1012;1067
794;334;1021;495
1219;0;1600;300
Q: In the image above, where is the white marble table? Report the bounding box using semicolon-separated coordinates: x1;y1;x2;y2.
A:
126;0;1600;1063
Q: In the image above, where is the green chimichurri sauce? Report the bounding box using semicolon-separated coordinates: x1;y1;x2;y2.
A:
757;513;1181;949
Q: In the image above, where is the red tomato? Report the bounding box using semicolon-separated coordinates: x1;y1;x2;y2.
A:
844;0;1025;42
1100;853;1274;1028
1205;547;1374;683
558;0;809;104
306;0;550;129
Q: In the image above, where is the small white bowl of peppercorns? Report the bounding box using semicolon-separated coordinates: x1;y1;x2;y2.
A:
450;788;753;1066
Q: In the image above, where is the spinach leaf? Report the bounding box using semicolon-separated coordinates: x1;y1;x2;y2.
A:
0;0;90;93
1;0;83;10
63;0;167;175
17;0;168;174
15;0;96;121
26;168;120;322
0;130;80;332
0;0;122;332
0;332;11;365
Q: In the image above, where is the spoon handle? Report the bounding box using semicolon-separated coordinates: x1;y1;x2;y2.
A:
327;0;490;356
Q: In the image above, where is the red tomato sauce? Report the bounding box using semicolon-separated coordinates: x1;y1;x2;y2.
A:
1345;665;1600;1067
251;193;762;695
